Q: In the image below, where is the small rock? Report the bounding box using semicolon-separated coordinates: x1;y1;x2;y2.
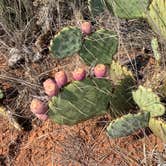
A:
8;48;24;68
32;51;44;63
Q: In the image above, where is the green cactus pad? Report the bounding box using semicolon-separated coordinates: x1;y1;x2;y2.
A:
88;0;106;17
110;60;133;85
50;26;82;58
147;0;166;40
149;118;166;143
132;86;165;117
110;76;135;117
106;0;149;19
48;78;112;125
0;89;4;99
80;29;118;65
107;112;150;138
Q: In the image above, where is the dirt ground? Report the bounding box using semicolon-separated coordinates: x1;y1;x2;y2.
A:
0;115;165;166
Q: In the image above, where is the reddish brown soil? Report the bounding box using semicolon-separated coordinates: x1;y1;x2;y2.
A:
0;115;164;166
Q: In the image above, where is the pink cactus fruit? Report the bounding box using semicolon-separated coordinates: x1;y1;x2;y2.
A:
35;113;48;121
54;70;68;88
43;78;59;97
72;68;86;81
81;22;92;35
94;64;107;78
30;99;47;114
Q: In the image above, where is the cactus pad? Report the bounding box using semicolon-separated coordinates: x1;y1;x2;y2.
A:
110;76;135;117
50;27;82;58
88;0;106;17
110;60;133;85
48;78;112;125
132;86;165;117
149;118;166;143
106;0;149;19
107;112;150;138
80;29;118;65
147;0;166;40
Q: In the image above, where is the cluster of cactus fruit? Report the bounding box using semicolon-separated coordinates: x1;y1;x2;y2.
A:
30;63;109;122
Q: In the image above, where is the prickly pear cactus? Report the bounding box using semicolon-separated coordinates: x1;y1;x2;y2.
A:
132;86;165;117
147;0;166;40
80;29;118;65
107;112;150;138
49;26;82;58
149;118;166;143
48;78;112;125
88;0;106;17
106;0;149;19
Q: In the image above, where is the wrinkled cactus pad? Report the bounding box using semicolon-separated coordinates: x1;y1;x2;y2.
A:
149;117;166;143
147;0;166;40
50;26;82;58
106;0;149;19
107;112;150;138
80;29;118;65
48;78;112;125
88;0;106;17
132;86;165;117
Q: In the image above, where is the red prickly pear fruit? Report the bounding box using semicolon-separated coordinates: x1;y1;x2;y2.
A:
72;68;86;81
94;64;107;78
43;79;59;97
81;22;92;35
30;99;47;114
35;113;48;121
54;70;67;88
